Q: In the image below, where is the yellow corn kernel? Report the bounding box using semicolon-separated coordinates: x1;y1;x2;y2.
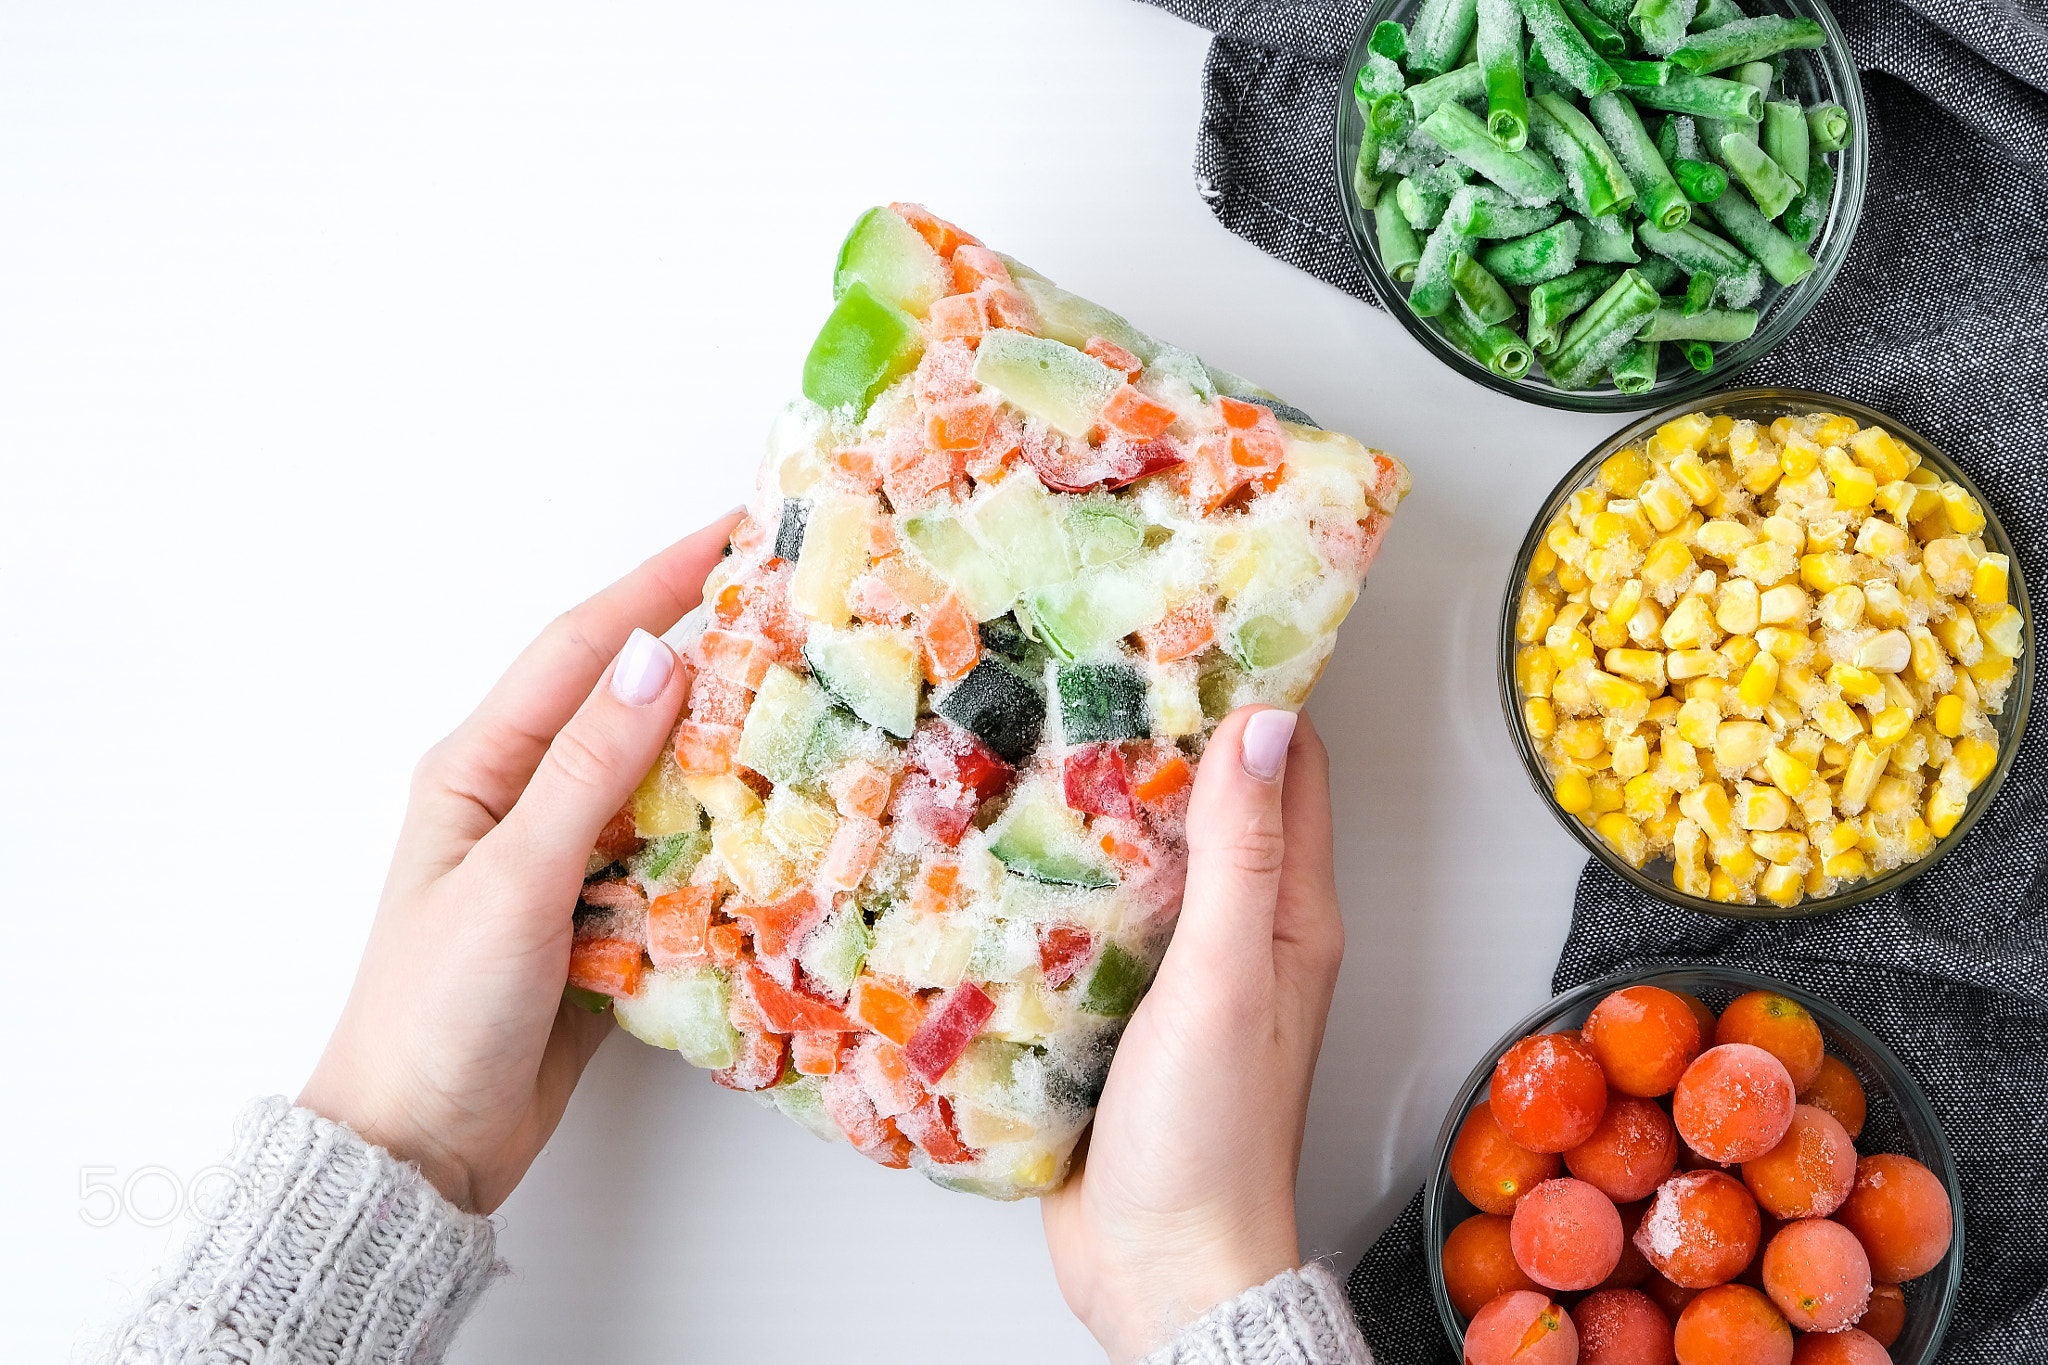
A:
1939;482;1987;535
1589;613;1630;650
1566;487;1607;528
1677;697;1721;747
1854;629;1913;674
1523;697;1557;741
1611;735;1649;781
1527;541;1559;585
1601;447;1652;496
1556;718;1607;762
1661;596;1718;650
1908;625;1947;683
1846;425;1910;480
1642;536;1695;593
1758;863;1805;907
1855;581;1905;629
1658;736;1702;789
1755;626;1810;664
1922;538;1977;595
1830;664;1885;703
1759;583;1809;625
1779;663;1826;709
1606;577;1645;627
1751;830;1806;864
1925;784;1966;838
1716;840;1761;882
1822;849;1869;880
1594;811;1650;867
1799;552;1857;594
1734;540;1798;586
1901;817;1936;858
1932;693;1966;738
1554;769;1595;814
1590;774;1626;814
1779;437;1820;478
1817;586;1866;633
1735;783;1791;831
1977;605;2023;659
1811;413;1859;447
1670;452;1723;508
1900;563;1941;613
1647;695;1683;725
1737;653;1781;708
1716;579;1760;635
1954;734;1998;788
1830;462;1879;508
1741;456;1783;496
1765;746;1814;797
1874;480;1918;519
1556;560;1591;593
1639;474;1693;532
1588;671;1648;714
1623;772;1667;820
1968;653;2015;688
1679;782;1737;842
1582;544;1635;588
1676;858;1712;898
1707;868;1743;903
1805;515;1853;554
1693;519;1754;562
1605;648;1667;687
1668;648;1723;681
1970;553;2010;608
1516;587;1559;645
1586;510;1628;548
1905;465;1941;487
1517;646;1557;698
1627;597;1668;647
1868;705;1913;747
1839;741;1890;813
1653;413;1713;457
1721;635;1760;674
1687;677;1728;705
1716;720;1773;770
1870;775;1917;815
1810;823;1855;858
1547;626;1595;671
1854;518;1910;561
1820;741;1851;769
1932;611;1983;667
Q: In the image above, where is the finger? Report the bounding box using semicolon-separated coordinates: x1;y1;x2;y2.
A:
1167;705;1298;971
470;628;690;903
1273;710;1338;952
419;512;740;827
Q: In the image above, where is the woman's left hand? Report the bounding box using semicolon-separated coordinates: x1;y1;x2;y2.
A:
298;513;738;1214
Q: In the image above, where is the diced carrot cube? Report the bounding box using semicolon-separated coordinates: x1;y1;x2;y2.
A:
568;937;644;999
909;859;963;917
1099;385;1177;442
983;284;1037;333
926;399;993;454
1097;826;1152;874
914;339;978;409
861;1123;914;1168
1133;754;1193;806
884;440;958;509
1138;597;1216;663
826;759;895;820
1217;396;1270;429
1085;337;1143;376
819;816;885;894
1180;434;1251;514
732;887;826;959
672;721;741;776
898;1096;976;1165
713;581;746;625
951;243;1010;292
848;570;909;625
729;513;771;559
647;886;717;969
854;1036;927;1118
1368;450;1405;507
688;672;751;727
966;418;1023;481
713;1031;785;1092
707;922;744;966
592;806;644;866
829;445;883;494
1359;510;1392;566
1232;428;1288;491
889;202;978;258
919;593;980;683
866;515;900;559
823;1072;887;1145
850;974;927;1046
699;629;771;690
926;292;986;342
792;1030;849;1076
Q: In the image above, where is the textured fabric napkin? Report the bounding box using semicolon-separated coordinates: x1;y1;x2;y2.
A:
1137;0;2048;1359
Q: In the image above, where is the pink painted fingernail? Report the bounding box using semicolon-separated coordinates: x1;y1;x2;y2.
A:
610;628;673;706
1241;709;1296;781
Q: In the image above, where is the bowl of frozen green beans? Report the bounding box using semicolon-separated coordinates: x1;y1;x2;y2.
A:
1337;0;1868;409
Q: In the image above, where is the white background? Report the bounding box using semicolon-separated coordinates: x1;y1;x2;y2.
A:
0;2;1647;1360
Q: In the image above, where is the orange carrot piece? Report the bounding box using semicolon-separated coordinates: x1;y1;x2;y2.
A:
825;759;895;820
732;887;825;959
1099;385;1177;442
647;886;717;969
1084;337;1143;376
909;859;963;917
925;400;993;453
926;292;987;342
1133;754;1194;806
712;1031;785;1092
855;1035;928;1118
918;593;980;684
865;515;900;560
829;445;883;494
850;975;927;1046
592;807;644;865
568;937;644;999
1179;434;1250;514
707;922;744;966
951;243;1010;292
884;441;958;509
698;629;771;690
743;963;858;1034
1138;597;1216;663
688;672;751;727
792;1030;849;1076
1216;396;1267;429
983;284;1037;333
672;721;741;777
889;202;977;258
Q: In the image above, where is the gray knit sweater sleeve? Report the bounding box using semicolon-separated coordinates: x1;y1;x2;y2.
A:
97;1097;500;1365
1138;1263;1374;1365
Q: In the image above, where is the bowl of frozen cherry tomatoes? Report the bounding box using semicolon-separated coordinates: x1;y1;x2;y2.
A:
1427;967;1961;1365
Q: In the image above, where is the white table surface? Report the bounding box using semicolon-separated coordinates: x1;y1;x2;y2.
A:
0;3;1650;1359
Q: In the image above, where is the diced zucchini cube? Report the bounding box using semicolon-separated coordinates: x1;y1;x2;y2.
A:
1057;662;1150;744
833;206;951;319
934;659;1045;764
804;623;922;738
972;330;1125;440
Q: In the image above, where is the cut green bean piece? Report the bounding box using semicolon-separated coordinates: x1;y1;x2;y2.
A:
1411;0;1482;74
1423;103;1572;202
1635;254;1684;293
1477;0;1531;150
1674;157;1727;202
1636;217;1752;277
1547;268;1661;388
1458;28;1482;67
1612;58;1674;86
1700;182;1815;284
1375;199;1426;282
1517;0;1621;96
1416;159;1480;196
1762;101;1810;190
1559;0;1629;54
1619;69;1763;121
1369;20;1410;62
1609;338;1660;393
1585;0;1635;31
1528;263;1622;353
1806;102;1852;152
1479;220;1584;285
1410;219;1478;315
1681;340;1715;371
1689;0;1745;31
1355;52;1408;106
1572;212;1641;261
1630;0;1698;58
1407;64;1488;120
1441;299;1537;378
1782;157;1833;246
1449;183;1566;237
1683;270;1717;314
1655;113;1681;164
1352;136;1385;210
1589;92;1691;230
1352;54;1408;207
1698;62;1770;165
1398;176;1454;231
1719;132;1800;219
1450;250;1521;323
1528;92;1636;218
1669;16;1826;73
1640;302;1759;341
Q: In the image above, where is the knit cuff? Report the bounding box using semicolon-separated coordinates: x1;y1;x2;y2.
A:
101;1097;501;1365
1141;1262;1374;1365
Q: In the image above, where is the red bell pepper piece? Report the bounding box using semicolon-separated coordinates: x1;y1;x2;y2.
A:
732;887;826;958
898;1095;977;1165
567;937;645;999
742;963;857;1034
1063;743;1139;821
906;720;1014;801
1037;925;1095;989
888;773;981;848
905;982;996;1084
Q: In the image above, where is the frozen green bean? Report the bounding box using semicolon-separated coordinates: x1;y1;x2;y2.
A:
1528;263;1623;352
1480;220;1585;285
1478;0;1532;150
1611;58;1674;86
1408;64;1489;120
1636;217;1752;277
1669;15;1826;73
1699;182;1815;284
1689;0;1746;31
1619;68;1763;121
1517;0;1621;96
1352;54;1409;207
1451;250;1521;323
1630;0;1698;57
1528;91;1637;218
1441;299;1537;377
1412;0;1482;74
1450;183;1567;237
1590;92;1691;230
1423;103;1573;202
1369;20;1410;62
1806;102;1852;152
1635;254;1684;292
1409;219;1478;315
1416;160;1480;196
1398;176;1453;231
1762;100;1810;190
1375;199;1425;281
1547;267;1661;388
1585;0;1635;31
1719;132;1800;219
1683;270;1717;314
1559;0;1629;55
1782;158;1833;246
1609;338;1660;392
1573;212;1642;261
1681;339;1716;371
1674;158;1727;202
1639;301;1759;341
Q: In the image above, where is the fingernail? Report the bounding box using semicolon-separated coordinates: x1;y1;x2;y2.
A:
1241;709;1297;781
609;628;673;706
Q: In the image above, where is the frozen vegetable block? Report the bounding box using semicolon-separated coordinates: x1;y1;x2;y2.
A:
580;203;1409;1199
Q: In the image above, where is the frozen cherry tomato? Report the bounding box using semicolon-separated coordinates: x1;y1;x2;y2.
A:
1636;1170;1762;1289
1453;1099;1564;1214
1493;1033;1610;1153
1573;1287;1676;1365
1673;990;1719;1044
1790;1327;1892;1365
1594;1200;1653;1291
1512;1177;1625;1290
1673;1044;1796;1163
1443;1213;1541;1319
1568;1095;1679;1202
1742;1104;1857;1218
1796;1054;1867;1139
1834;1153;1954;1282
1856;1282;1905;1347
1761;1217;1871;1331
1715;991;1824;1089
1585;986;1703;1097
1463;1289;1578;1365
1672;1283;1792;1365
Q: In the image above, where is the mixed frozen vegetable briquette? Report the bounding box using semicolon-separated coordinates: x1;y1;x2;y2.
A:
568;203;1409;1199
1354;0;1854;390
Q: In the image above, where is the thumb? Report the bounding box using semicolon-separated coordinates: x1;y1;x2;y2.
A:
474;627;689;899
1168;705;1299;969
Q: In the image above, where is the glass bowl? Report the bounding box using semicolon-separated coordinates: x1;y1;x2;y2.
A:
1335;0;1869;410
1424;966;1964;1359
1500;388;2033;919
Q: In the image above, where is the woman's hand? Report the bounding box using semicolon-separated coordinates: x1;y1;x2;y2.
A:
1041;705;1345;1362
297;513;739;1215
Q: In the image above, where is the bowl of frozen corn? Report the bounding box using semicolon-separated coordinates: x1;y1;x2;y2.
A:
1501;390;2031;916
1337;0;1867;408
